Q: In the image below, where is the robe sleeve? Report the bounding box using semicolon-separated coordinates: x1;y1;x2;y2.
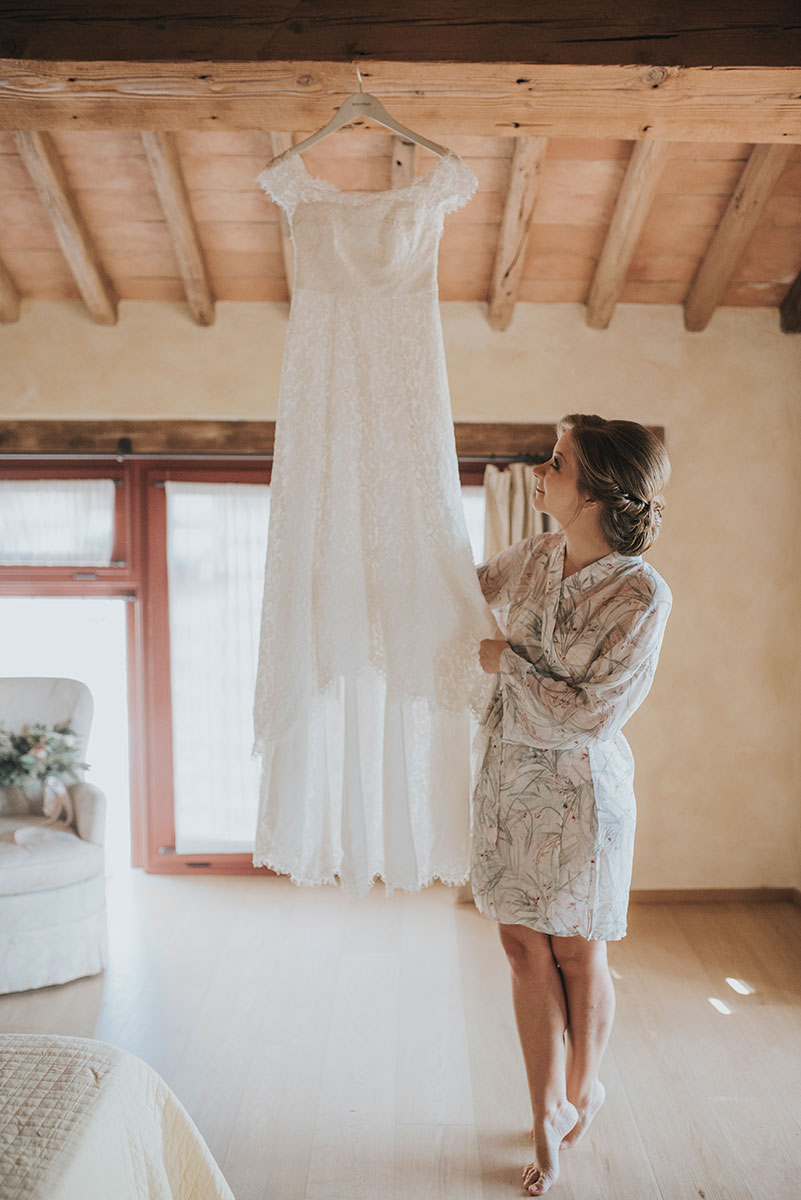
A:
476;538;531;610
498;577;672;750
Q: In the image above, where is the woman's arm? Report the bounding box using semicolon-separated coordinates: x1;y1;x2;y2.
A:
476;538;531;609
498;579;672;750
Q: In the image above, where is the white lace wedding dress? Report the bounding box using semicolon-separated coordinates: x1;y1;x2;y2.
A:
252;149;495;894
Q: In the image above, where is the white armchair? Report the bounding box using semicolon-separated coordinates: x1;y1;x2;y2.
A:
0;678;107;994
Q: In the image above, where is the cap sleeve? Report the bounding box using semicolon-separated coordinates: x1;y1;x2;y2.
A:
427;152;478;214
256;153;305;218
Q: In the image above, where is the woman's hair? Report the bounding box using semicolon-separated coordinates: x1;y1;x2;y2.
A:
556;414;670;555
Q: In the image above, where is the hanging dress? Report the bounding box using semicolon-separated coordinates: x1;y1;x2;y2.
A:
252;149;495;895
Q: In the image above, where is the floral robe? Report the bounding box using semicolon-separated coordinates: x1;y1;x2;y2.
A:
471;532;672;940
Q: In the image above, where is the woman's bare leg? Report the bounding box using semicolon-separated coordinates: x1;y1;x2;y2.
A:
498;924;578;1194
550;934;615;1148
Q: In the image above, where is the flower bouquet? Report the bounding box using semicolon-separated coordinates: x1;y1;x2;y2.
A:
0;723;89;829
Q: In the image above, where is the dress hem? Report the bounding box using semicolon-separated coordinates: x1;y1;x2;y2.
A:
252;851;470;897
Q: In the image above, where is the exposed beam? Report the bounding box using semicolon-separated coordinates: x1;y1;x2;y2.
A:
586;140;670;330
2;4;799;67
391;136;416;189
0;419;563;459
0;255;21;323
488;137;547;331
140;130;215;327
780;268;801;333
269;132;294;300
12;130;117;324
0;62;800;143
684;143;792;332
0;419;665;458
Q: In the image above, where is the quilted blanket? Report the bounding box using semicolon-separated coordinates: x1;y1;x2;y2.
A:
0;1034;236;1200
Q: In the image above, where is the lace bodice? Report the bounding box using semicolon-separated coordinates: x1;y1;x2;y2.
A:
257;151;477;297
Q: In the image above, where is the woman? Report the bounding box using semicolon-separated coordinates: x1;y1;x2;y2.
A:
473;413;672;1196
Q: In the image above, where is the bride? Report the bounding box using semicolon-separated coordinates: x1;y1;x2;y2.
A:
473;413;672;1194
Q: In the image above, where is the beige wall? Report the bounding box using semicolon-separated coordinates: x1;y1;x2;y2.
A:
2;299;801;890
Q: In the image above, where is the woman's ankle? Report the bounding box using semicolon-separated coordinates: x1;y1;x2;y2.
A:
565;1075;602;1109
532;1098;576;1127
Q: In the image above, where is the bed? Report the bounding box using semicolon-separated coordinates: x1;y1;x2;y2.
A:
0;1034;236;1199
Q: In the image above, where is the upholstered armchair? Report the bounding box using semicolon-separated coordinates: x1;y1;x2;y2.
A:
0;677;107;994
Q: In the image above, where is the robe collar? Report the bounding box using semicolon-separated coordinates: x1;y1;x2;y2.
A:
550;532;639;585
541;534;640;654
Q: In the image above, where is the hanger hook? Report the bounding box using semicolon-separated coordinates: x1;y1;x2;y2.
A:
355;62;364;93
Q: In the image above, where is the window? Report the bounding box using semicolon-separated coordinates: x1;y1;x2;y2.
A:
0;455;489;871
0;478;118;566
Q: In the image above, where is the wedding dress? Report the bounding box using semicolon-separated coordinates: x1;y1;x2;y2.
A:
252;149;494;894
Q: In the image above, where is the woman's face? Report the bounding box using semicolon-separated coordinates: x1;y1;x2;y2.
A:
532;430;586;526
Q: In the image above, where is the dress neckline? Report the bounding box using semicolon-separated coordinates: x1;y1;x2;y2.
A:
277;147;458;202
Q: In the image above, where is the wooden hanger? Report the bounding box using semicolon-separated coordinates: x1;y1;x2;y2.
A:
276;64;451;159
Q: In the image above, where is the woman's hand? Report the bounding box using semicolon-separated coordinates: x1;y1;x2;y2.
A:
479;639;510;673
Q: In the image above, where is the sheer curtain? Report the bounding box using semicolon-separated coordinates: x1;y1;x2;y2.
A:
166;480;486;856
0;479;116;565
482;462;552;557
165;481;270;852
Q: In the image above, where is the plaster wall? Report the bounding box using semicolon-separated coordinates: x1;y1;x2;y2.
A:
2;299;800;890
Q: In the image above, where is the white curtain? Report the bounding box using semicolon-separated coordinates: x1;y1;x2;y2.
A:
483;461;553;558
166;480;485;856
0;479;116;565
165;481;270;852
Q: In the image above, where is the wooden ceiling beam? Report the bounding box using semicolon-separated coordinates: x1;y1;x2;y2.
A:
391;136;417;189
1;63;799;144
779;269;801;333
488;137;547;331
268;132;295;301
2;3;799;68
141;130;215;326
684;143;792;332
0;419;569;460
12;130;117;324
0;256;21;323
586;139;670;330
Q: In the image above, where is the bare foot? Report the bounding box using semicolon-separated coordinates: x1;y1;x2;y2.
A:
561;1079;606;1149
522;1102;578;1195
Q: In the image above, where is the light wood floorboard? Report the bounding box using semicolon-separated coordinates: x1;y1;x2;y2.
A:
1;873;800;1199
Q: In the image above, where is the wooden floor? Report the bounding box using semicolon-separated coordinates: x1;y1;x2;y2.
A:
1;873;800;1200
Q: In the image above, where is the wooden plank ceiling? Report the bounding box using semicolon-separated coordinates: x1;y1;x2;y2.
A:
1;2;800;331
1;128;799;331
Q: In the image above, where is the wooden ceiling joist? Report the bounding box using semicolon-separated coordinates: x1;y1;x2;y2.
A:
140;130;215;327
268;132;294;299
1;63;800;144
12;130;118;324
488;137;547;331
780;269;801;333
0;255;21;323
684;143;793;332
391;137;417;189
586;140;670;330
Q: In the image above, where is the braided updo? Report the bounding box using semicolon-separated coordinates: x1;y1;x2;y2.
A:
556;414;670;555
